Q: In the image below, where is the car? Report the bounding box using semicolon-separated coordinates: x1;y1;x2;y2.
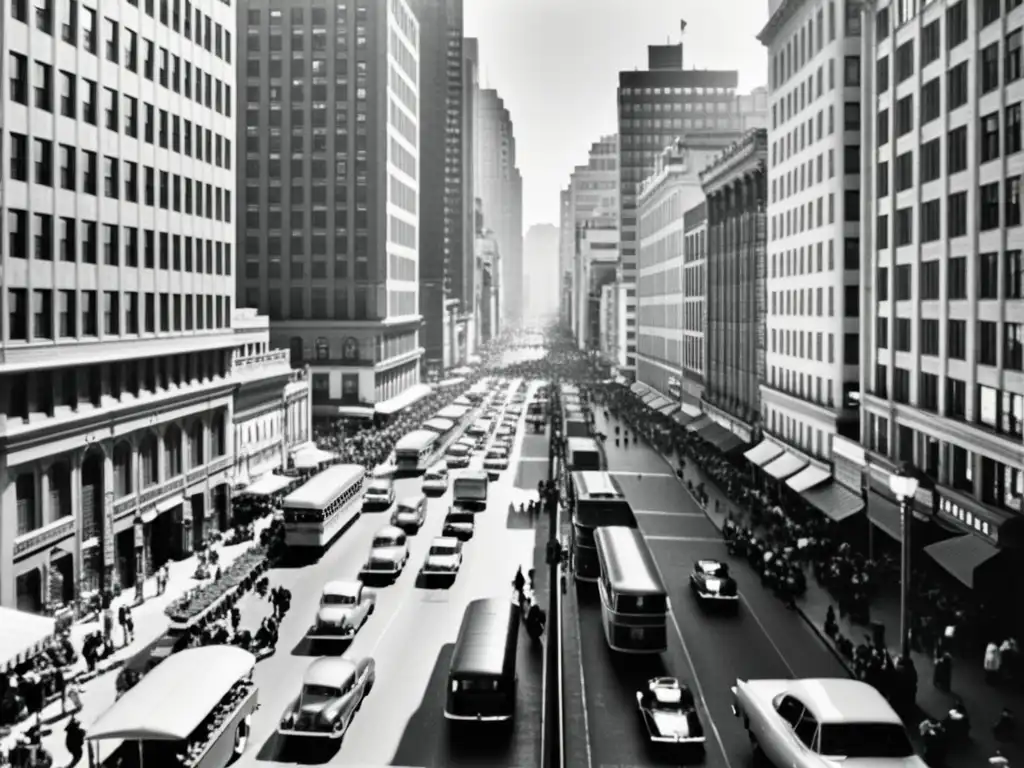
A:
483;448;509;478
360;526;410;577
731;678;925;768
278;657;375;739
690;560;739;603
420;536;464;576
442;508;475;540
363;477;395;511
421;463;449;495
636;677;706;746
467;420;492;437
308;581;376;640
495;424;514;438
446;444;471;469
391;496;428;533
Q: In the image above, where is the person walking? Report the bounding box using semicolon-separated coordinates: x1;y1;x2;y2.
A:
65;715;85;765
985;641;1003;684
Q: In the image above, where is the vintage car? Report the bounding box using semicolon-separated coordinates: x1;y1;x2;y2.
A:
467;419;492;437
690;560;739;603
391;496;428;533
731;678;924;768
446;443;472;469
483;448;510;478
442;508;475;540
360;526;410;577
495;424;515;439
421;463;449;495
636;677;706;746
420;536;464;576
308;580;376;640
278;657;375;739
363;477;395;511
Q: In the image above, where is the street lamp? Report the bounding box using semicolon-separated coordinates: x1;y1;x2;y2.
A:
133;513;145;604
888;462;920;660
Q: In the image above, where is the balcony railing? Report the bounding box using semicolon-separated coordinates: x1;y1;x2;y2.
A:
232;349;291;374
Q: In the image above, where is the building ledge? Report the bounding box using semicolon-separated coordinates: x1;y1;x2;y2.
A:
232;350;292;381
382;314;424;327
375;347;425;372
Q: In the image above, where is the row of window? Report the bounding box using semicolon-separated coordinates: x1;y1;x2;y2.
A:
877;316;1024;369
5;288;231;342
242;285;376;322
878;251;1023;302
770;0;844;91
766;365;855;413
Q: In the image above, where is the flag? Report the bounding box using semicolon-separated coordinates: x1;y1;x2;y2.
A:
680;19;687;33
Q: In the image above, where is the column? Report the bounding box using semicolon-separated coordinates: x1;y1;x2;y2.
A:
69;453;82;601
39;465;51;526
102;450;115;592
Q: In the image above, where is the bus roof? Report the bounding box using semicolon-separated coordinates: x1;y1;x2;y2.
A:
567;436;601;453
395;430;439;452
572;471;625;499
423;417;455;433
450;598;519;678
595;526;667;596
283;464;365;511
454;469;489;483
560;384;580;396
436;404;470;420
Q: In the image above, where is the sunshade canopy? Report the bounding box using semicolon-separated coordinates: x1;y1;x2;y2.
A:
802;482;866;523
786;465;831;494
762;451;808;480
0;608;55;673
293;446;335;470
924;534;1001;589
242;473;291;497
744;439;784;467
375;383;433;416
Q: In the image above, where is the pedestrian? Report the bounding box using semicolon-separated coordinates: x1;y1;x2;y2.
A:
230;606;241;633
1001;637;1018;682
53;665;67;714
985;641;1002;684
66;681;83;713
65;715;85;765
117;605;129;647
933;650;953;692
124;606;135;644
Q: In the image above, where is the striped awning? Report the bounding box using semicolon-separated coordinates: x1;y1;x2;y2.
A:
762;451;808;480
744;439;784;467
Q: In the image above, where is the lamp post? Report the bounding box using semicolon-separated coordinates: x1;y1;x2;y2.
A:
133;513;145;604
888;462;920;660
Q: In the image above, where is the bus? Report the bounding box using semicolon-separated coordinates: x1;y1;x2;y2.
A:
526;398;547;430
563;407;590;438
282;464;366;549
566;437;604;472
394;430;440;473
444;598;520;723
436;404;472;429
594;526;669;654
570;471;636;581
453;469;489;511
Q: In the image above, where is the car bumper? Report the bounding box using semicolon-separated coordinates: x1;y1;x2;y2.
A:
650;734;706;744
278;726;343;739
363;499;391;509
307;628;356;639
444;711;512;722
696;591;739;601
361;564;401;575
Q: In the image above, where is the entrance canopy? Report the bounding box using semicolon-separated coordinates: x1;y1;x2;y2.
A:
744;439;783;468
802;482;866;523
293;446;335;470
437;377;466;389
375;383;433;416
88;646;256;742
762;451;808;480
0;608;56;673
786;465;831;494
242;473;291;497
924;534;1001;589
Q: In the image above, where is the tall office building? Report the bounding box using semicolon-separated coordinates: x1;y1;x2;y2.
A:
475;88;523;327
617;41;766;378
411;0;468;376
238;0;424;417
559;188;573;321
755;0;862;472
856;0;1023;553
0;0;254;610
523;224;560;322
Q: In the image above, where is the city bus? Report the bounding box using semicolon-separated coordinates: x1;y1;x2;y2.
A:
282;464;366;549
570;471;636;581
394;430;440;473
453;469;489;511
444;598;520;723
436;404;472;430
563;406;590;438
594;525;669;654
566;437;604;472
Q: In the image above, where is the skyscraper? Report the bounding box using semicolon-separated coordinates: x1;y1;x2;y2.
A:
410;0;468;376
617;42;764;378
237;0;424;416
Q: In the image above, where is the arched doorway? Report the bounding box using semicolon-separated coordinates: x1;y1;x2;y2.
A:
80;448;106;594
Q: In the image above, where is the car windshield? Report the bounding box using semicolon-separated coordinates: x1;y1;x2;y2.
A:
430;544;455;556
368;482;390;493
449;445;469;456
701;562;729;577
817;723;914;758
301;684;341;703
487;450;507;459
448;512;472;523
322;592;356;605
373;535;401;547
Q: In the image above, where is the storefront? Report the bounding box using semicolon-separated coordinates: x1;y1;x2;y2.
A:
864;453;937;544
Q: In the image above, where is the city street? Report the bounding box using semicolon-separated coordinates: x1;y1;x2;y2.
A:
232;381;541;768
564;409;848;768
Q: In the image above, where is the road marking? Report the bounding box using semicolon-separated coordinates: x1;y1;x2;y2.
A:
518;457;549;463
644;535;724;544
634;509;706;518
573;580;594;768
738;592;796;677
607;471;673;478
367;590;412;658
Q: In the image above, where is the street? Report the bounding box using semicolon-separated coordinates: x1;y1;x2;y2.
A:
233;380;541;768
563;409;849;768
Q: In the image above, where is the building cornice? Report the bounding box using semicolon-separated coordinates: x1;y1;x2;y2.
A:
700;129;768;195
757;0;812;46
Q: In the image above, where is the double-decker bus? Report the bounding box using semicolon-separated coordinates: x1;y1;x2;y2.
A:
394;430;440;473
594;525;669;653
569;471;636;581
282;464;366;549
566;437;604;472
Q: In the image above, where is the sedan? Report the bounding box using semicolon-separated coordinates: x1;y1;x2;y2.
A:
360;526;409;578
689;559;739;604
308;580;376;640
420;536;464;576
278;657;375;739
442;509;475;540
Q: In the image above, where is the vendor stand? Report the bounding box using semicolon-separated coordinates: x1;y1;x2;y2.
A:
87;646;258;768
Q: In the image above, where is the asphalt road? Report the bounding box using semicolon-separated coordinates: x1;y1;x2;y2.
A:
234;379;542;768
566;410;847;768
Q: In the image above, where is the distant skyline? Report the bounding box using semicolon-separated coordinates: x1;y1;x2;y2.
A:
464;0;769;233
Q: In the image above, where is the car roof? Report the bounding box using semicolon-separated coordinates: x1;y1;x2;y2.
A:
431;536;460;548
425;463;447;475
397;495;425;507
368;477;391;488
788;679;902;724
373;525;405;540
322;580;360;597
697;559;725;569
303;657;357;687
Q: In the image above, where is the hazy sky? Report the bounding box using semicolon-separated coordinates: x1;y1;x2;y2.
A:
464;0;769;232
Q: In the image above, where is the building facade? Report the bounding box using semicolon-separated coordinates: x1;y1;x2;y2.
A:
618;42;767;376
757;0;863;467
474;88;523;327
411;0;467;377
575;222;619;351
237;0;423;418
682;203;708;400
523;224;560;322
0;0;242;611
859;0;1023;550
701;128;768;444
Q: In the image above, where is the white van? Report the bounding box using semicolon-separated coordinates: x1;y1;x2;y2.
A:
422;463;449;495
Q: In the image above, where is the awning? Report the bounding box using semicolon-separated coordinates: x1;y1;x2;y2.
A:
762;451;808;480
449;366;474;376
0;608;56;673
744;439;784;467
375;383;433;416
673;410;697;426
697;420;735;451
153;495;182;516
786;466;831;493
88;646;256;741
923;534;1001;589
437;377;466;388
293;447;335;470
630;382;650;396
657;401;680;416
717;433;747;453
332;405;375;419
453;395;473;406
801;482;866;523
686;415;713;433
867;492;904;542
422;417;455;434
647;395;672;411
242;473;292;497
290;441;316;454
641;390;662;405
680;402;702;418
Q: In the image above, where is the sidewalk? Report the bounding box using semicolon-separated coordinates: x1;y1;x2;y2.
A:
1;516;273;758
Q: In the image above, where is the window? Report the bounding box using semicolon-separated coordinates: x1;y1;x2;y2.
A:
894;368;910;403
844;101;860;130
921;78;940;124
981;182;1001;230
877;317;889;348
1008;31;1023;83
981;43;1000;93
33;289;52;339
877;56;890;93
1008;104;1023;155
921;199;941;241
877;214;889;249
1008;177;1022;227
947;1;967;49
948;62;968;109
980;320;999;365
949;191;968;237
896;41;914;82
844;56;860;86
921;319;940;355
1007;250;1024;299
878;161;890;197
1007;323;1024;369
895;318;911;351
895;151;914;191
877;108;889;146
921;20;940;65
920;260;940;299
895;95;913;136
948;319;967;359
919;372;939;411
34;61;52;111
103;291;119;335
104;17;118;63
982;112;1001;162
948;257;967;299
920;138;940;183
895;207;913;246
896;264;913;300
948;126;968;173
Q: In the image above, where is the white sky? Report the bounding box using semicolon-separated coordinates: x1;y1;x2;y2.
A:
464;0;770;232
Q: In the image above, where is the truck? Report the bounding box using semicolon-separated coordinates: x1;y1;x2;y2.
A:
452;469;489;511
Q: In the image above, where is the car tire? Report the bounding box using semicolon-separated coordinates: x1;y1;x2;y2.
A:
234;714;252;755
